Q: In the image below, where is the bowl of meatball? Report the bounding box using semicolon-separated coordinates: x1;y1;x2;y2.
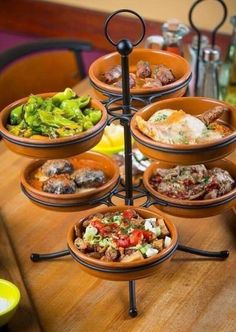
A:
130;97;236;164
20;151;120;211
67;206;178;281
0;89;107;159
143;159;236;218
89;48;191;104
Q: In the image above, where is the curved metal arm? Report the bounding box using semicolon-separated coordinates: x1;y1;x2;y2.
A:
31;249;70;262
188;0;227;94
177;244;229;259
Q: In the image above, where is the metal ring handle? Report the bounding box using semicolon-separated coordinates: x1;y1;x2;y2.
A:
104;9;145;47
189;0;227;47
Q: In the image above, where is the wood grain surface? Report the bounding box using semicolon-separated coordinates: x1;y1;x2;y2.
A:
0;79;236;332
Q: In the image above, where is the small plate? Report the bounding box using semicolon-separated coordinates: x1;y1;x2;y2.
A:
143;159;236;218
131;97;236;164
0;93;107;159
21;151;120;211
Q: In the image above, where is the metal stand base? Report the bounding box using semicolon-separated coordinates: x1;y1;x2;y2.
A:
30;244;229;317
129;280;138;317
31;249;70;262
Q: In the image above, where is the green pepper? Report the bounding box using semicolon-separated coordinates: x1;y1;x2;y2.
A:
28;95;43;106
7;120;27;137
10;105;24;125
75;95;91;109
60;100;81;119
38;110;60;128
52;88;76;106
88;109;102;125
38;110;79;129
56;126;83;137
83;119;93;131
24;112;42;128
23;128;33;138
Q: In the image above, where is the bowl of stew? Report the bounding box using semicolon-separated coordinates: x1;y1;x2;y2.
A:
143;159;236;218
67;206;178;281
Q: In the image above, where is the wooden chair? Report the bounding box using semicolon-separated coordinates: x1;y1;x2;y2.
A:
0;38;93;110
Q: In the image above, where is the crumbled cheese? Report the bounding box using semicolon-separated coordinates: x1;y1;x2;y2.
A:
164;236;172;248
146;248;159;257
0;297;10;313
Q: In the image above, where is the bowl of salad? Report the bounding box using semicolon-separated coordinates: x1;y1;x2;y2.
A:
130;97;236;164
0;88;107;159
67;206;178;281
143;159;236;218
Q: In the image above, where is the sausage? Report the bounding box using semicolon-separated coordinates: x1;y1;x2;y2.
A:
136;60;151;78
198;106;228;125
101;65;122;84
152;65;175;85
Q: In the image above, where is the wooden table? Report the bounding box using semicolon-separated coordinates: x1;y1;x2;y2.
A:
0;79;236;332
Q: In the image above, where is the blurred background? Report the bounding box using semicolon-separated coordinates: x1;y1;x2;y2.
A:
0;0;235;107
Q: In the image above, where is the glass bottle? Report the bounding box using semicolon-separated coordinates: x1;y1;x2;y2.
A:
161;19;189;57
219;16;236;105
201;46;221;99
188;35;209;96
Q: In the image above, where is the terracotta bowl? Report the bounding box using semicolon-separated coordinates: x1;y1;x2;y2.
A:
67;205;178;281
89;48;191;104
0;93;107;159
130;97;236;164
20;151;120;211
143;159;236;218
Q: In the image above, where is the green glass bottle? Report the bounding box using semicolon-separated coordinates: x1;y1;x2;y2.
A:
220;16;236;105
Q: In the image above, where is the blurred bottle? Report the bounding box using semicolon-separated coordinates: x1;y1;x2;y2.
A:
188;35;209;96
200;46;221;99
162;19;189;56
145;18;189;57
219;16;236;105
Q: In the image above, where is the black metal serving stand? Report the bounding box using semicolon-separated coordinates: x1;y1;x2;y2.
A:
30;9;229;318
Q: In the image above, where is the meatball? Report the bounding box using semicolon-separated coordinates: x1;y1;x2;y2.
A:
143;78;162;88
136;60;151;78
152;64;175;85
102;65;122;84
42;174;76;194
113;73;136;89
72;168;106;189
41;159;74;177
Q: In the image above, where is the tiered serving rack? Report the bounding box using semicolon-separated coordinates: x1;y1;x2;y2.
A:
30;10;232;317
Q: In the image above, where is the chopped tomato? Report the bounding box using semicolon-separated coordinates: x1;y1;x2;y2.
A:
142;230;153;241
116;235;130;248
129;229;153;245
100;223;118;236
90;219;104;232
123;209;135;220
129;229;143;245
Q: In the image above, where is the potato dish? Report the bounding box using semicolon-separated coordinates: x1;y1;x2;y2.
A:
74;209;172;262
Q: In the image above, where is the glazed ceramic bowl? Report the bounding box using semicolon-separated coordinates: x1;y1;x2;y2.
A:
0;93;107;159
89;48;191;104
67;205;178;281
130;97;236;164
143;159;236;218
0;279;21;327
20;151;120;211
